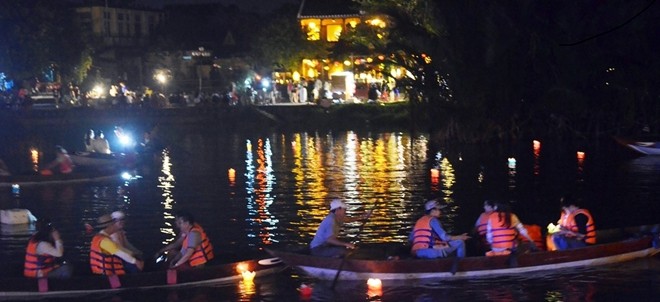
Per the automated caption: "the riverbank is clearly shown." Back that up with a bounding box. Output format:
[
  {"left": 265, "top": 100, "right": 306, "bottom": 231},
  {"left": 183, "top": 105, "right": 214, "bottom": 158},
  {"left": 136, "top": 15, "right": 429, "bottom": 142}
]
[{"left": 0, "top": 102, "right": 417, "bottom": 131}]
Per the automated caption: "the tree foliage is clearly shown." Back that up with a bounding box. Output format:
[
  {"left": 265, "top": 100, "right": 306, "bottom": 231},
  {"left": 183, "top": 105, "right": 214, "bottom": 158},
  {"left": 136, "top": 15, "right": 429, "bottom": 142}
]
[
  {"left": 0, "top": 0, "right": 89, "bottom": 84},
  {"left": 351, "top": 0, "right": 660, "bottom": 140}
]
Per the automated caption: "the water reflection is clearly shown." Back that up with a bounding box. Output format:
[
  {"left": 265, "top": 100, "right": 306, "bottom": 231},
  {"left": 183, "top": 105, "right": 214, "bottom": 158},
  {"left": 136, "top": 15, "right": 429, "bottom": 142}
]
[
  {"left": 158, "top": 149, "right": 176, "bottom": 244},
  {"left": 244, "top": 138, "right": 277, "bottom": 245}
]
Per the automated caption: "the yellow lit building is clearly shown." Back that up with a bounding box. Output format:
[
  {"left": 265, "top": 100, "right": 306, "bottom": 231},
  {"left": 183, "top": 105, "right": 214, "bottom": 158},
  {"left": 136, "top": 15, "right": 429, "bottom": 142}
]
[{"left": 297, "top": 0, "right": 403, "bottom": 102}]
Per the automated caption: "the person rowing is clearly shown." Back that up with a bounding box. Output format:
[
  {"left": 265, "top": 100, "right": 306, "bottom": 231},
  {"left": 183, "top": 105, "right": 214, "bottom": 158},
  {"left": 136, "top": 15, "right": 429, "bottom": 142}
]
[
  {"left": 155, "top": 211, "right": 214, "bottom": 270},
  {"left": 309, "top": 199, "right": 370, "bottom": 258}
]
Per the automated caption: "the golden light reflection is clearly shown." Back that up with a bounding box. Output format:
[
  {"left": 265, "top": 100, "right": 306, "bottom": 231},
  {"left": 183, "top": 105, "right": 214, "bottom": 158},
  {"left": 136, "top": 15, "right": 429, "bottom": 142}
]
[
  {"left": 439, "top": 157, "right": 455, "bottom": 205},
  {"left": 228, "top": 168, "right": 236, "bottom": 186},
  {"left": 29, "top": 148, "right": 40, "bottom": 172},
  {"left": 533, "top": 140, "right": 541, "bottom": 176},
  {"left": 157, "top": 149, "right": 176, "bottom": 244},
  {"left": 238, "top": 279, "right": 256, "bottom": 298},
  {"left": 244, "top": 138, "right": 277, "bottom": 245},
  {"left": 288, "top": 132, "right": 430, "bottom": 244}
]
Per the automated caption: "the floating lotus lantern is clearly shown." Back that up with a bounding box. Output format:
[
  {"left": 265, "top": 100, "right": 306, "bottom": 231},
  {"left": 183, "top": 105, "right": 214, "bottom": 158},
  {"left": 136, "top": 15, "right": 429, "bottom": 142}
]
[
  {"left": 299, "top": 283, "right": 313, "bottom": 299},
  {"left": 367, "top": 278, "right": 382, "bottom": 298}
]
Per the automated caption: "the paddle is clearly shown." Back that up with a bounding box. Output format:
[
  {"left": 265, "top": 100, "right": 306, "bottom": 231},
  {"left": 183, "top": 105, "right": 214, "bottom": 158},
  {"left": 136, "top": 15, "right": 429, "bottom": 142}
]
[{"left": 330, "top": 204, "right": 376, "bottom": 290}]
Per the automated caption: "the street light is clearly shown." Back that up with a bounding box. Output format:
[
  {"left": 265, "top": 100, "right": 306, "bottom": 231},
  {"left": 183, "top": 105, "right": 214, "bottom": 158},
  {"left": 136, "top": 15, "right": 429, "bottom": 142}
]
[{"left": 154, "top": 70, "right": 168, "bottom": 94}]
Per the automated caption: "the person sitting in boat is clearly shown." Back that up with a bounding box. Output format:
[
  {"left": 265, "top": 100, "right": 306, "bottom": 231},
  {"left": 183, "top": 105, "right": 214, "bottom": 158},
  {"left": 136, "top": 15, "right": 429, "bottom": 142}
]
[
  {"left": 84, "top": 129, "right": 95, "bottom": 152},
  {"left": 410, "top": 199, "right": 470, "bottom": 259},
  {"left": 24, "top": 218, "right": 73, "bottom": 278},
  {"left": 90, "top": 214, "right": 144, "bottom": 275},
  {"left": 91, "top": 131, "right": 112, "bottom": 154},
  {"left": 485, "top": 200, "right": 536, "bottom": 256},
  {"left": 473, "top": 199, "right": 496, "bottom": 254},
  {"left": 309, "top": 199, "right": 369, "bottom": 258},
  {"left": 109, "top": 211, "right": 143, "bottom": 272},
  {"left": 550, "top": 196, "right": 596, "bottom": 250},
  {"left": 40, "top": 145, "right": 74, "bottom": 175},
  {"left": 155, "top": 211, "right": 214, "bottom": 270}
]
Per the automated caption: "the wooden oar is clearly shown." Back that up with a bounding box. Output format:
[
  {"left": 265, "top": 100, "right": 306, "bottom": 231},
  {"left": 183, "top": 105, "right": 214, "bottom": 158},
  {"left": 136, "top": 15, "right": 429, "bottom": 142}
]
[{"left": 330, "top": 205, "right": 376, "bottom": 290}]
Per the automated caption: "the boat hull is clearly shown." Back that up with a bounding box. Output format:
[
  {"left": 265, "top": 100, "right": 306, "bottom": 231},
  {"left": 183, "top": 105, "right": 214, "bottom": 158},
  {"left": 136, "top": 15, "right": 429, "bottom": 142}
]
[
  {"left": 268, "top": 225, "right": 659, "bottom": 281},
  {"left": 0, "top": 171, "right": 121, "bottom": 188},
  {"left": 0, "top": 257, "right": 284, "bottom": 299}
]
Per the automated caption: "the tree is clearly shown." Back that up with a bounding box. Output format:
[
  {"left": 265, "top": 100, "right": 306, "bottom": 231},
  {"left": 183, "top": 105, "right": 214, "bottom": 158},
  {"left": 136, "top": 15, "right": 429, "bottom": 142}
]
[{"left": 0, "top": 0, "right": 89, "bottom": 85}]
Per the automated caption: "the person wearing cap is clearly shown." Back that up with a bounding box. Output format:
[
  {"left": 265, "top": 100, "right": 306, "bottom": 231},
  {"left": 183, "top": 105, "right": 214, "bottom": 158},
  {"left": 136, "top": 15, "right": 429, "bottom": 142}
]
[
  {"left": 24, "top": 218, "right": 73, "bottom": 278},
  {"left": 551, "top": 196, "right": 596, "bottom": 250},
  {"left": 410, "top": 199, "right": 470, "bottom": 258},
  {"left": 155, "top": 211, "right": 214, "bottom": 270},
  {"left": 109, "top": 211, "right": 143, "bottom": 262},
  {"left": 310, "top": 199, "right": 368, "bottom": 257},
  {"left": 90, "top": 214, "right": 144, "bottom": 275}
]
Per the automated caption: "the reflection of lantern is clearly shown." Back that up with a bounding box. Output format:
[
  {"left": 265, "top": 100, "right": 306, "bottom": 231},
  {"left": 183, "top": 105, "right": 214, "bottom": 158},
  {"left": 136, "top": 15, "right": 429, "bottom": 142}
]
[
  {"left": 367, "top": 278, "right": 382, "bottom": 298},
  {"left": 228, "top": 168, "right": 236, "bottom": 183}
]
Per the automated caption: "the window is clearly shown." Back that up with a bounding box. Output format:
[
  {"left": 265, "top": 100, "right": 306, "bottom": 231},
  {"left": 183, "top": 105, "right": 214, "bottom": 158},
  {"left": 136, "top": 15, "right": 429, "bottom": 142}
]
[
  {"left": 300, "top": 19, "right": 320, "bottom": 41},
  {"left": 326, "top": 25, "right": 342, "bottom": 42}
]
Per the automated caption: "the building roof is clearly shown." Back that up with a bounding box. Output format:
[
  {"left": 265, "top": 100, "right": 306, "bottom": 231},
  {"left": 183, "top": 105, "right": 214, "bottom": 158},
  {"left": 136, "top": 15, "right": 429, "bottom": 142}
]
[{"left": 297, "top": 0, "right": 362, "bottom": 19}]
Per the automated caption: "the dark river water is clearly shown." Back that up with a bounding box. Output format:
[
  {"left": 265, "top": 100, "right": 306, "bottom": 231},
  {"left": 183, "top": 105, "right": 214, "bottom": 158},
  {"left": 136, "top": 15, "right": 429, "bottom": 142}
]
[{"left": 0, "top": 124, "right": 659, "bottom": 301}]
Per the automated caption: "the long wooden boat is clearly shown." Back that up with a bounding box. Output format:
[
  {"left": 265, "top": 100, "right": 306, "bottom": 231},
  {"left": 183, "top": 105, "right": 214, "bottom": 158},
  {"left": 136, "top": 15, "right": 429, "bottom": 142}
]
[
  {"left": 70, "top": 152, "right": 138, "bottom": 168},
  {"left": 267, "top": 224, "right": 660, "bottom": 281},
  {"left": 0, "top": 256, "right": 284, "bottom": 299},
  {"left": 615, "top": 137, "right": 660, "bottom": 155},
  {"left": 0, "top": 170, "right": 124, "bottom": 188}
]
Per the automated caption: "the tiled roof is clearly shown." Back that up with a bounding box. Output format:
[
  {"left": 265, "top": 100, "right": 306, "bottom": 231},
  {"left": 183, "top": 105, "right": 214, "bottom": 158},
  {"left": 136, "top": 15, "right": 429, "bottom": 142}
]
[{"left": 297, "top": 0, "right": 362, "bottom": 18}]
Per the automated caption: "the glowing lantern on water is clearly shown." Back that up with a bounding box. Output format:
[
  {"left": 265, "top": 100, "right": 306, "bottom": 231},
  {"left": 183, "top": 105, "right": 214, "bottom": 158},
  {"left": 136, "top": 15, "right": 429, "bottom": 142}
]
[
  {"left": 236, "top": 262, "right": 249, "bottom": 274},
  {"left": 430, "top": 168, "right": 439, "bottom": 178},
  {"left": 576, "top": 151, "right": 585, "bottom": 160},
  {"left": 533, "top": 140, "right": 541, "bottom": 150},
  {"left": 228, "top": 168, "right": 236, "bottom": 182},
  {"left": 367, "top": 278, "right": 382, "bottom": 298},
  {"left": 241, "top": 270, "right": 256, "bottom": 282}
]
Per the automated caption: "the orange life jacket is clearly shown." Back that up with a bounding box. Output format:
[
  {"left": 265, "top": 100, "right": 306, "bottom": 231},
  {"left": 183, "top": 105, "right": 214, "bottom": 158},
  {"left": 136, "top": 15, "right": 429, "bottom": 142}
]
[
  {"left": 182, "top": 224, "right": 214, "bottom": 266},
  {"left": 90, "top": 233, "right": 125, "bottom": 275},
  {"left": 410, "top": 215, "right": 447, "bottom": 254},
  {"left": 475, "top": 212, "right": 491, "bottom": 236},
  {"left": 520, "top": 224, "right": 545, "bottom": 250},
  {"left": 487, "top": 212, "right": 517, "bottom": 251},
  {"left": 24, "top": 239, "right": 56, "bottom": 278},
  {"left": 560, "top": 209, "right": 596, "bottom": 244}
]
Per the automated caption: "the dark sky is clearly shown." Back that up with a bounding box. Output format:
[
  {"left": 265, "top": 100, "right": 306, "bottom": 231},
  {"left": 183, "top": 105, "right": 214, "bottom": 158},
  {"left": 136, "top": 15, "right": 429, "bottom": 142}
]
[{"left": 142, "top": 0, "right": 301, "bottom": 13}]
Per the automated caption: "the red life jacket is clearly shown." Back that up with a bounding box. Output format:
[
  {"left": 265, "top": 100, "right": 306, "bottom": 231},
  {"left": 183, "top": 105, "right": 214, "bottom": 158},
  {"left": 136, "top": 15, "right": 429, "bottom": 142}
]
[
  {"left": 182, "top": 224, "right": 214, "bottom": 266},
  {"left": 90, "top": 233, "right": 125, "bottom": 275},
  {"left": 24, "top": 239, "right": 56, "bottom": 278}
]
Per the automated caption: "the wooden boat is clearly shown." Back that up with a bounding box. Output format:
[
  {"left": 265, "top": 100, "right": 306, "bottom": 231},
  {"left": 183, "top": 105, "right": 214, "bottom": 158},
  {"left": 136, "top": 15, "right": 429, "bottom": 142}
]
[
  {"left": 0, "top": 256, "right": 284, "bottom": 299},
  {"left": 70, "top": 152, "right": 137, "bottom": 168},
  {"left": 0, "top": 170, "right": 123, "bottom": 188},
  {"left": 267, "top": 224, "right": 660, "bottom": 281},
  {"left": 615, "top": 137, "right": 660, "bottom": 155}
]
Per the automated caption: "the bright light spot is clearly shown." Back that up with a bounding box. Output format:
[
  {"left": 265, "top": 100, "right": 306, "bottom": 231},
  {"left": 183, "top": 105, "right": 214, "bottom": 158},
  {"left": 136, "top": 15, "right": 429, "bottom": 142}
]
[{"left": 121, "top": 172, "right": 133, "bottom": 180}]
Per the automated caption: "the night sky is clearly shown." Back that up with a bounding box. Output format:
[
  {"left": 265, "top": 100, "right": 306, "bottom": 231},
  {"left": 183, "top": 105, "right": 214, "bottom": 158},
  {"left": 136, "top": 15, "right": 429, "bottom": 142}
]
[{"left": 142, "top": 0, "right": 301, "bottom": 13}]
